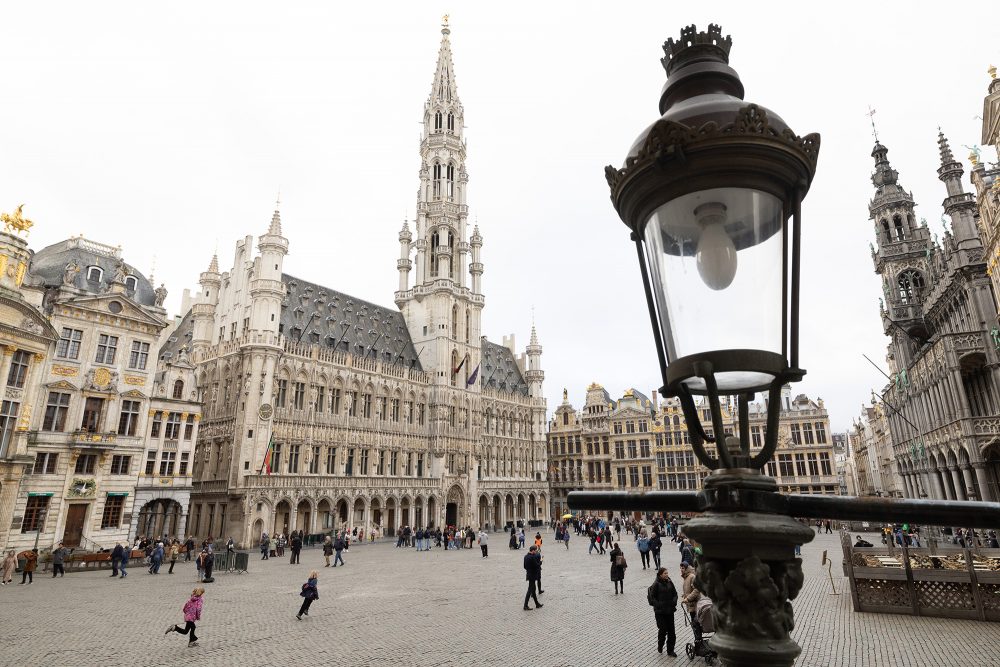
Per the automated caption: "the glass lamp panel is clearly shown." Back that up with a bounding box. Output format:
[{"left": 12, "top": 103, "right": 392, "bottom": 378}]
[{"left": 644, "top": 187, "right": 785, "bottom": 391}]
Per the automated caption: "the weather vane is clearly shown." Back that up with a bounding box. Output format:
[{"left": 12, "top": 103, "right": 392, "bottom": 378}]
[
  {"left": 442, "top": 14, "right": 449, "bottom": 27},
  {"left": 866, "top": 106, "right": 879, "bottom": 142}
]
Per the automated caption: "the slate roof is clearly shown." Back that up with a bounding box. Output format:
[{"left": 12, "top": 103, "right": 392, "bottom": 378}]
[
  {"left": 159, "top": 310, "right": 194, "bottom": 362},
  {"left": 481, "top": 338, "right": 528, "bottom": 396},
  {"left": 280, "top": 274, "right": 421, "bottom": 370},
  {"left": 28, "top": 238, "right": 157, "bottom": 306}
]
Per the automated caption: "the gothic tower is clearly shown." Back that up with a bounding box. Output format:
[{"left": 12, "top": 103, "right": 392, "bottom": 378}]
[
  {"left": 396, "top": 19, "right": 483, "bottom": 392},
  {"left": 869, "top": 140, "right": 933, "bottom": 368}
]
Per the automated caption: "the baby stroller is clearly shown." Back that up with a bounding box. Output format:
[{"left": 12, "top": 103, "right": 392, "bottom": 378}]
[{"left": 684, "top": 596, "right": 718, "bottom": 665}]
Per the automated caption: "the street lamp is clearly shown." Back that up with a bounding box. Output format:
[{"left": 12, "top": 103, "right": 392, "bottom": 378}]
[
  {"left": 569, "top": 23, "right": 1000, "bottom": 667},
  {"left": 604, "top": 24, "right": 819, "bottom": 666},
  {"left": 32, "top": 508, "right": 47, "bottom": 551}
]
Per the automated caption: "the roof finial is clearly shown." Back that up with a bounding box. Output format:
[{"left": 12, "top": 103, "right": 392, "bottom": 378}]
[
  {"left": 441, "top": 13, "right": 450, "bottom": 34},
  {"left": 866, "top": 105, "right": 879, "bottom": 143},
  {"left": 937, "top": 129, "right": 955, "bottom": 165},
  {"left": 990, "top": 64, "right": 997, "bottom": 80}
]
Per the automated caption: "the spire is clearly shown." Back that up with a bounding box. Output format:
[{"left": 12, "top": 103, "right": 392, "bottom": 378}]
[
  {"left": 208, "top": 253, "right": 219, "bottom": 273},
  {"left": 530, "top": 324, "right": 539, "bottom": 347},
  {"left": 937, "top": 129, "right": 955, "bottom": 165},
  {"left": 430, "top": 16, "right": 460, "bottom": 106},
  {"left": 870, "top": 141, "right": 899, "bottom": 189},
  {"left": 268, "top": 205, "right": 282, "bottom": 237}
]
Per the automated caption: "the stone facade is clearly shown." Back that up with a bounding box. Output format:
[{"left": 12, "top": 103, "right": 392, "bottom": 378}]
[
  {"left": 180, "top": 25, "right": 548, "bottom": 546},
  {"left": 867, "top": 109, "right": 1000, "bottom": 501},
  {"left": 0, "top": 233, "right": 201, "bottom": 553},
  {"left": 548, "top": 383, "right": 837, "bottom": 518}
]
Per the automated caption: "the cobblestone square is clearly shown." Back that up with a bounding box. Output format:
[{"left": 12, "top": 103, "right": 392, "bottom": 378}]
[{"left": 0, "top": 529, "right": 997, "bottom": 666}]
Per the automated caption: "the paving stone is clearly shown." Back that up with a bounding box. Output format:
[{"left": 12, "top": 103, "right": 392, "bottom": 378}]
[{"left": 0, "top": 530, "right": 995, "bottom": 666}]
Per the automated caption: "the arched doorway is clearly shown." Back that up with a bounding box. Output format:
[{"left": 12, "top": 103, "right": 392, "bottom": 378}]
[
  {"left": 493, "top": 494, "right": 502, "bottom": 527},
  {"left": 402, "top": 496, "right": 413, "bottom": 528},
  {"left": 505, "top": 494, "right": 514, "bottom": 526},
  {"left": 317, "top": 499, "right": 333, "bottom": 530},
  {"left": 274, "top": 499, "right": 291, "bottom": 535},
  {"left": 296, "top": 499, "right": 312, "bottom": 532},
  {"left": 479, "top": 495, "right": 489, "bottom": 528},
  {"left": 252, "top": 518, "right": 264, "bottom": 541},
  {"left": 528, "top": 493, "right": 537, "bottom": 520},
  {"left": 385, "top": 497, "right": 397, "bottom": 536},
  {"left": 135, "top": 499, "right": 184, "bottom": 541},
  {"left": 516, "top": 494, "right": 526, "bottom": 521},
  {"left": 336, "top": 498, "right": 349, "bottom": 526},
  {"left": 446, "top": 485, "right": 463, "bottom": 527},
  {"left": 427, "top": 496, "right": 437, "bottom": 528},
  {"left": 353, "top": 497, "right": 366, "bottom": 527},
  {"left": 371, "top": 497, "right": 382, "bottom": 531}
]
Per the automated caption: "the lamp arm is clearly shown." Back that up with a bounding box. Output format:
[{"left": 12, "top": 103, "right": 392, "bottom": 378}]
[
  {"left": 749, "top": 380, "right": 784, "bottom": 469},
  {"left": 678, "top": 385, "right": 720, "bottom": 470},
  {"left": 737, "top": 393, "right": 751, "bottom": 456},
  {"left": 699, "top": 366, "right": 736, "bottom": 468}
]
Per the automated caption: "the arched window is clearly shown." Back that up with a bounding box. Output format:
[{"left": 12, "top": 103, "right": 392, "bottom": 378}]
[
  {"left": 447, "top": 113, "right": 455, "bottom": 132},
  {"left": 446, "top": 163, "right": 455, "bottom": 199},
  {"left": 881, "top": 220, "right": 891, "bottom": 244},
  {"left": 451, "top": 349, "right": 459, "bottom": 387},
  {"left": 451, "top": 305, "right": 458, "bottom": 339},
  {"left": 173, "top": 379, "right": 184, "bottom": 399},
  {"left": 434, "top": 111, "right": 442, "bottom": 131},
  {"left": 464, "top": 309, "right": 470, "bottom": 342},
  {"left": 124, "top": 275, "right": 138, "bottom": 292},
  {"left": 893, "top": 215, "right": 905, "bottom": 241},
  {"left": 86, "top": 266, "right": 103, "bottom": 283},
  {"left": 432, "top": 163, "right": 441, "bottom": 199},
  {"left": 898, "top": 270, "right": 925, "bottom": 304}
]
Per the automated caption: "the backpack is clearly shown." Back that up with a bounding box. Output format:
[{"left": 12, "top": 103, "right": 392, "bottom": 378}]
[
  {"left": 615, "top": 554, "right": 626, "bottom": 568},
  {"left": 638, "top": 537, "right": 649, "bottom": 552}
]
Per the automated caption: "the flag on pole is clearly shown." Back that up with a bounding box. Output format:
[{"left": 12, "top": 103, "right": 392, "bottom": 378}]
[
  {"left": 260, "top": 434, "right": 274, "bottom": 475},
  {"left": 453, "top": 353, "right": 468, "bottom": 375},
  {"left": 466, "top": 363, "right": 480, "bottom": 387}
]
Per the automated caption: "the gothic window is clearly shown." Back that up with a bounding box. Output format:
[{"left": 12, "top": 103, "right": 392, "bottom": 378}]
[
  {"left": 452, "top": 305, "right": 458, "bottom": 339},
  {"left": 881, "top": 220, "right": 891, "bottom": 244},
  {"left": 172, "top": 379, "right": 184, "bottom": 399},
  {"left": 447, "top": 113, "right": 454, "bottom": 132},
  {"left": 432, "top": 163, "right": 442, "bottom": 199},
  {"left": 451, "top": 349, "right": 459, "bottom": 387},
  {"left": 897, "top": 270, "right": 925, "bottom": 304},
  {"left": 446, "top": 163, "right": 455, "bottom": 199},
  {"left": 464, "top": 309, "right": 470, "bottom": 342},
  {"left": 434, "top": 111, "right": 442, "bottom": 131},
  {"left": 893, "top": 215, "right": 905, "bottom": 241}
]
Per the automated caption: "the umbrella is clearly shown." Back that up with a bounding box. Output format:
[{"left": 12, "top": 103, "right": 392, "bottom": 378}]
[{"left": 561, "top": 513, "right": 574, "bottom": 520}]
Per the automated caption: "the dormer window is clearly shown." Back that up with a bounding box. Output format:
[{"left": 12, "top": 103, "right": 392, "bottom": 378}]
[
  {"left": 86, "top": 266, "right": 103, "bottom": 282},
  {"left": 124, "top": 276, "right": 138, "bottom": 292}
]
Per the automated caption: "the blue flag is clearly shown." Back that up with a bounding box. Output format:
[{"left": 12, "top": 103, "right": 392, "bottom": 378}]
[{"left": 466, "top": 364, "right": 480, "bottom": 386}]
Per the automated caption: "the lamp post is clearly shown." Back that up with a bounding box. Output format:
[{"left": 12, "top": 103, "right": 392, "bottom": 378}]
[
  {"left": 32, "top": 508, "right": 47, "bottom": 551},
  {"left": 568, "top": 24, "right": 1000, "bottom": 667}
]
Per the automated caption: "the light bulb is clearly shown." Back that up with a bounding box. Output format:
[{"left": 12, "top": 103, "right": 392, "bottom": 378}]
[{"left": 694, "top": 202, "right": 737, "bottom": 290}]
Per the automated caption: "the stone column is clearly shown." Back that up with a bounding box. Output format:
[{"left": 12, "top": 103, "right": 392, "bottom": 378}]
[
  {"left": 962, "top": 466, "right": 978, "bottom": 500},
  {"left": 949, "top": 466, "right": 967, "bottom": 500},
  {"left": 929, "top": 469, "right": 945, "bottom": 499},
  {"left": 973, "top": 463, "right": 995, "bottom": 502}
]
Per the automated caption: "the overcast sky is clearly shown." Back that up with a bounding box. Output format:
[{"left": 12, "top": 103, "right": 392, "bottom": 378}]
[{"left": 1, "top": 2, "right": 995, "bottom": 432}]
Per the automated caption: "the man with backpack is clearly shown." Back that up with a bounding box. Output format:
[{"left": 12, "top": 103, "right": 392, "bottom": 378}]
[
  {"left": 647, "top": 567, "right": 679, "bottom": 656},
  {"left": 637, "top": 532, "right": 651, "bottom": 569}
]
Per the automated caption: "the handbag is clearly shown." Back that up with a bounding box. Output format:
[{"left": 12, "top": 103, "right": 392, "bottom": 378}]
[{"left": 615, "top": 554, "right": 626, "bottom": 568}]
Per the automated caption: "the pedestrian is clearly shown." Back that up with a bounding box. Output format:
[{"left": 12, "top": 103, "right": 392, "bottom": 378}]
[
  {"left": 650, "top": 531, "right": 662, "bottom": 569},
  {"left": 679, "top": 561, "right": 700, "bottom": 633},
  {"left": 168, "top": 541, "right": 180, "bottom": 574},
  {"left": 114, "top": 542, "right": 129, "bottom": 578},
  {"left": 20, "top": 548, "right": 38, "bottom": 585},
  {"left": 478, "top": 528, "right": 489, "bottom": 558},
  {"left": 563, "top": 529, "right": 570, "bottom": 550},
  {"left": 522, "top": 545, "right": 543, "bottom": 610},
  {"left": 610, "top": 542, "right": 627, "bottom": 594},
  {"left": 290, "top": 533, "right": 302, "bottom": 565},
  {"left": 508, "top": 528, "right": 518, "bottom": 550},
  {"left": 519, "top": 528, "right": 526, "bottom": 549},
  {"left": 196, "top": 549, "right": 207, "bottom": 581},
  {"left": 149, "top": 542, "right": 164, "bottom": 574},
  {"left": 647, "top": 567, "right": 679, "bottom": 656},
  {"left": 184, "top": 536, "right": 195, "bottom": 561},
  {"left": 2, "top": 549, "right": 17, "bottom": 584},
  {"left": 296, "top": 570, "right": 319, "bottom": 620},
  {"left": 259, "top": 533, "right": 269, "bottom": 560},
  {"left": 203, "top": 549, "right": 214, "bottom": 582},
  {"left": 333, "top": 534, "right": 345, "bottom": 567},
  {"left": 226, "top": 537, "right": 234, "bottom": 553},
  {"left": 51, "top": 543, "right": 71, "bottom": 577},
  {"left": 637, "top": 532, "right": 651, "bottom": 570},
  {"left": 534, "top": 532, "right": 542, "bottom": 551},
  {"left": 322, "top": 536, "right": 333, "bottom": 567},
  {"left": 680, "top": 538, "right": 694, "bottom": 566},
  {"left": 166, "top": 587, "right": 204, "bottom": 647}
]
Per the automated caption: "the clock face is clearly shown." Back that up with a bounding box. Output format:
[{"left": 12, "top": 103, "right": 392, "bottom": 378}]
[{"left": 258, "top": 403, "right": 273, "bottom": 421}]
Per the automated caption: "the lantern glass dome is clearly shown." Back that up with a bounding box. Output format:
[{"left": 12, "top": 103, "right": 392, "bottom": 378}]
[{"left": 644, "top": 186, "right": 785, "bottom": 391}]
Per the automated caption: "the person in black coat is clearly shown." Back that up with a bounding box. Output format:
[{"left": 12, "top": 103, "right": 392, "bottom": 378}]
[
  {"left": 522, "top": 546, "right": 543, "bottom": 610},
  {"left": 648, "top": 567, "right": 679, "bottom": 656},
  {"left": 610, "top": 543, "right": 627, "bottom": 594},
  {"left": 290, "top": 534, "right": 302, "bottom": 565}
]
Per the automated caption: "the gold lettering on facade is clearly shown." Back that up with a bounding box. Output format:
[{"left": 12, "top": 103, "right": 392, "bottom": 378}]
[
  {"left": 51, "top": 365, "right": 78, "bottom": 377},
  {"left": 123, "top": 375, "right": 146, "bottom": 386}
]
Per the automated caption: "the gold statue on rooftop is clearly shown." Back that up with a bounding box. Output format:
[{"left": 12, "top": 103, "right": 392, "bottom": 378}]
[
  {"left": 989, "top": 64, "right": 997, "bottom": 80},
  {"left": 1, "top": 204, "right": 33, "bottom": 235}
]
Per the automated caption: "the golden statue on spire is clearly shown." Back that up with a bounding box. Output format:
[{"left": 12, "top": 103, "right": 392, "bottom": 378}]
[
  {"left": 442, "top": 14, "right": 449, "bottom": 26},
  {"left": 1, "top": 204, "right": 33, "bottom": 236},
  {"left": 990, "top": 64, "right": 997, "bottom": 80}
]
